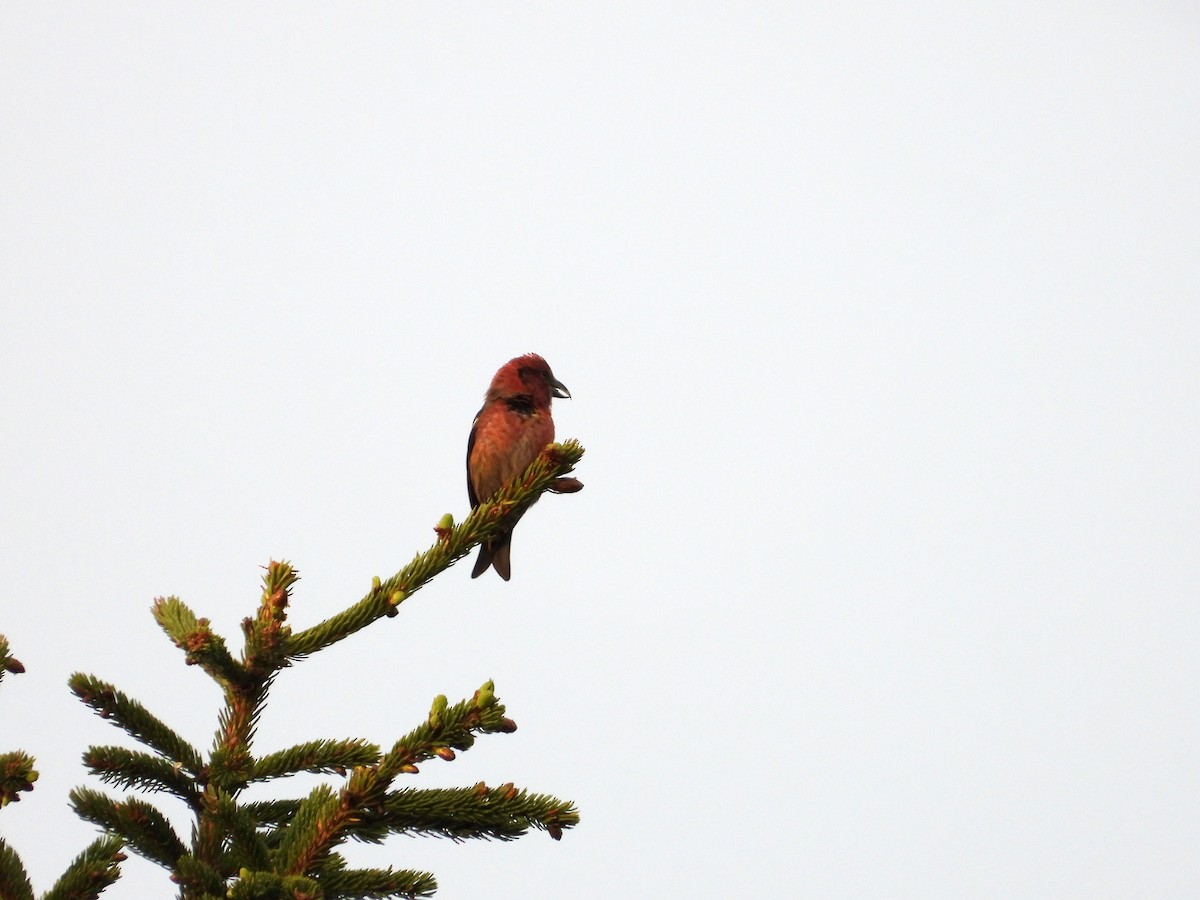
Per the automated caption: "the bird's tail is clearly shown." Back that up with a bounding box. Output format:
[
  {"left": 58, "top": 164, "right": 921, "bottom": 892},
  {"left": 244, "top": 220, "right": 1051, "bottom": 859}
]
[{"left": 471, "top": 536, "right": 512, "bottom": 581}]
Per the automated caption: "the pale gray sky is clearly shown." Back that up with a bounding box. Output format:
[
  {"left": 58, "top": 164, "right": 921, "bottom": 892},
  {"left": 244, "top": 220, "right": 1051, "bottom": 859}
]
[{"left": 2, "top": 3, "right": 1198, "bottom": 898}]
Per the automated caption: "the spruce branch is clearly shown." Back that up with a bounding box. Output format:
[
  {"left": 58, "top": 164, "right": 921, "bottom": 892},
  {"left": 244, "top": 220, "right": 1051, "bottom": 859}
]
[
  {"left": 241, "top": 798, "right": 299, "bottom": 832},
  {"left": 2, "top": 641, "right": 130, "bottom": 900},
  {"left": 208, "top": 792, "right": 272, "bottom": 871},
  {"left": 69, "top": 787, "right": 186, "bottom": 871},
  {"left": 302, "top": 852, "right": 438, "bottom": 899},
  {"left": 0, "top": 634, "right": 25, "bottom": 684},
  {"left": 82, "top": 745, "right": 200, "bottom": 807},
  {"left": 172, "top": 563, "right": 301, "bottom": 886},
  {"left": 0, "top": 636, "right": 38, "bottom": 813},
  {"left": 342, "top": 681, "right": 514, "bottom": 828},
  {"left": 0, "top": 751, "right": 37, "bottom": 807},
  {"left": 224, "top": 869, "right": 320, "bottom": 900},
  {"left": 242, "top": 560, "right": 298, "bottom": 678},
  {"left": 366, "top": 784, "right": 579, "bottom": 842},
  {"left": 275, "top": 784, "right": 341, "bottom": 876},
  {"left": 39, "top": 836, "right": 125, "bottom": 900},
  {"left": 0, "top": 839, "right": 34, "bottom": 900},
  {"left": 152, "top": 596, "right": 245, "bottom": 689},
  {"left": 285, "top": 440, "right": 584, "bottom": 659},
  {"left": 205, "top": 561, "right": 301, "bottom": 794},
  {"left": 247, "top": 680, "right": 523, "bottom": 879},
  {"left": 171, "top": 853, "right": 226, "bottom": 899},
  {"left": 315, "top": 863, "right": 437, "bottom": 900},
  {"left": 374, "top": 681, "right": 515, "bottom": 785},
  {"left": 68, "top": 673, "right": 204, "bottom": 774},
  {"left": 208, "top": 696, "right": 265, "bottom": 791},
  {"left": 252, "top": 739, "right": 382, "bottom": 782}
]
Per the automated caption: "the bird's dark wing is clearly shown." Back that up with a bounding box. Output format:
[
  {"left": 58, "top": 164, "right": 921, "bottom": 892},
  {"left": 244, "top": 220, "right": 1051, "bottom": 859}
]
[{"left": 466, "top": 407, "right": 482, "bottom": 507}]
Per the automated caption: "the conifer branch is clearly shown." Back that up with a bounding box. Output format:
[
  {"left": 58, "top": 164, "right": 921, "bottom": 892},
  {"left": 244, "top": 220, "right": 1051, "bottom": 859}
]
[
  {"left": 153, "top": 596, "right": 246, "bottom": 688},
  {"left": 0, "top": 637, "right": 36, "bottom": 900},
  {"left": 68, "top": 674, "right": 204, "bottom": 774},
  {"left": 368, "top": 784, "right": 579, "bottom": 842},
  {"left": 244, "top": 681, "right": 521, "bottom": 879},
  {"left": 186, "top": 560, "right": 302, "bottom": 881},
  {"left": 208, "top": 792, "right": 271, "bottom": 871},
  {"left": 0, "top": 634, "right": 25, "bottom": 684},
  {"left": 275, "top": 784, "right": 341, "bottom": 875},
  {"left": 171, "top": 853, "right": 226, "bottom": 899},
  {"left": 82, "top": 745, "right": 200, "bottom": 807},
  {"left": 39, "top": 836, "right": 125, "bottom": 900},
  {"left": 242, "top": 560, "right": 298, "bottom": 678},
  {"left": 69, "top": 788, "right": 186, "bottom": 871},
  {"left": 206, "top": 561, "right": 301, "bottom": 788},
  {"left": 315, "top": 863, "right": 437, "bottom": 900},
  {"left": 240, "top": 798, "right": 299, "bottom": 831},
  {"left": 0, "top": 751, "right": 37, "bottom": 807},
  {"left": 343, "top": 681, "right": 513, "bottom": 830},
  {"left": 225, "top": 870, "right": 320, "bottom": 900},
  {"left": 373, "top": 681, "right": 515, "bottom": 786},
  {"left": 252, "top": 739, "right": 381, "bottom": 781},
  {"left": 208, "top": 697, "right": 265, "bottom": 791},
  {"left": 0, "top": 840, "right": 34, "bottom": 900},
  {"left": 3, "top": 641, "right": 130, "bottom": 900},
  {"left": 285, "top": 440, "right": 584, "bottom": 659},
  {"left": 0, "top": 636, "right": 35, "bottom": 807}
]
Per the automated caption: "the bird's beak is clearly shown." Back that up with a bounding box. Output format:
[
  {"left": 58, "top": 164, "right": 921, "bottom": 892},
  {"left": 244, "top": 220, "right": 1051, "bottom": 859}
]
[{"left": 549, "top": 376, "right": 571, "bottom": 399}]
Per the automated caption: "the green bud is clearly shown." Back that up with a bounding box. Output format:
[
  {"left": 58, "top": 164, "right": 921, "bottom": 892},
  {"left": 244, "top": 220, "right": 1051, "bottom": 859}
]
[
  {"left": 475, "top": 680, "right": 495, "bottom": 708},
  {"left": 429, "top": 694, "right": 448, "bottom": 728}
]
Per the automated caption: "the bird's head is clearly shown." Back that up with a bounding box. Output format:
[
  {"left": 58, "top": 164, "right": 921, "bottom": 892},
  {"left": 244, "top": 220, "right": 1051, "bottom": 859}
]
[{"left": 489, "top": 353, "right": 570, "bottom": 404}]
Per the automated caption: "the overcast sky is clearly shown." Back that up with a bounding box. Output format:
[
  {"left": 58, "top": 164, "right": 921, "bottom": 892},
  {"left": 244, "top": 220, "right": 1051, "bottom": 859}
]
[{"left": 2, "top": 3, "right": 1198, "bottom": 898}]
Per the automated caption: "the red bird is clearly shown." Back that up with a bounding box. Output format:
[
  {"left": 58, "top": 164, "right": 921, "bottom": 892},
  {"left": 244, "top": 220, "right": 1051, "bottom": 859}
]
[{"left": 467, "top": 354, "right": 570, "bottom": 580}]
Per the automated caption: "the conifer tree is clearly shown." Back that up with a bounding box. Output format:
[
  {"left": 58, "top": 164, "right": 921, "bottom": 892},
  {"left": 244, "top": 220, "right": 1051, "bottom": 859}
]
[{"left": 1, "top": 441, "right": 584, "bottom": 899}]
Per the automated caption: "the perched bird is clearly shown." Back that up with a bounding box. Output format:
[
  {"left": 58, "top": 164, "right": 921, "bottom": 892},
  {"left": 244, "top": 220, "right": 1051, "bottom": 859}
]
[{"left": 467, "top": 353, "right": 570, "bottom": 580}]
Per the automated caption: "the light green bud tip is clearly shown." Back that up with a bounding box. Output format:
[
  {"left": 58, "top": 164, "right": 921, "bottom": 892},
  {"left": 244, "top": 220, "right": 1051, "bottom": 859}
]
[
  {"left": 476, "top": 680, "right": 495, "bottom": 707},
  {"left": 429, "top": 693, "right": 448, "bottom": 728},
  {"left": 438, "top": 513, "right": 454, "bottom": 529}
]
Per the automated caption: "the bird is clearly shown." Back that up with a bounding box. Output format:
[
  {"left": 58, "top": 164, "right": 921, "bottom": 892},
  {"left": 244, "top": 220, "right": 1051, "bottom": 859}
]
[{"left": 466, "top": 353, "right": 570, "bottom": 580}]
